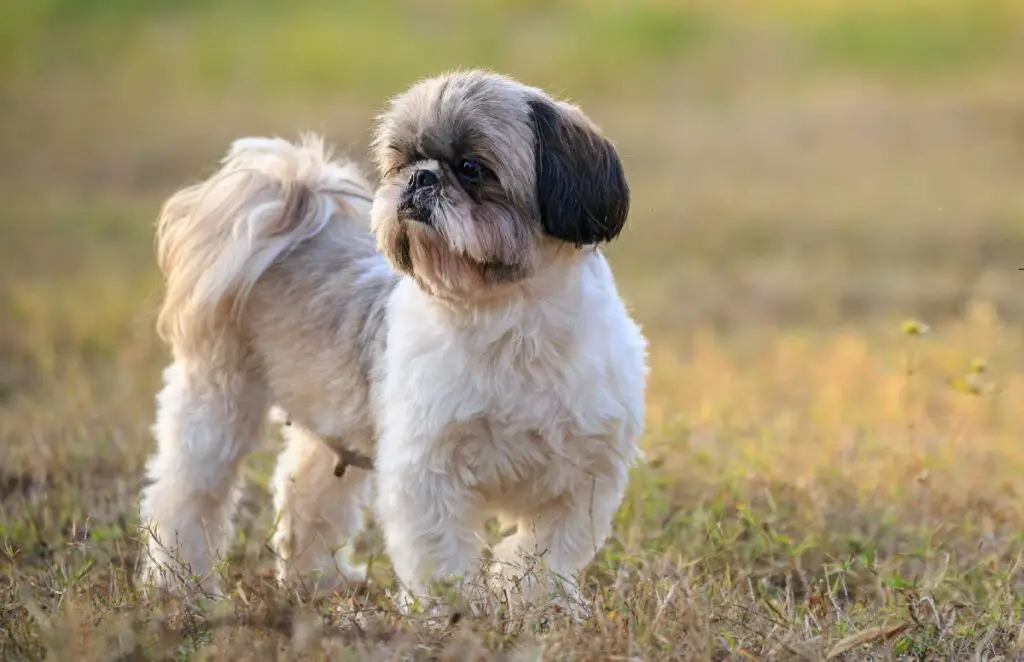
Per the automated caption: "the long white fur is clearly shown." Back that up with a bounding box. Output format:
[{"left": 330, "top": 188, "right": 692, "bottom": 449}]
[
  {"left": 140, "top": 134, "right": 379, "bottom": 593},
  {"left": 138, "top": 112, "right": 646, "bottom": 611},
  {"left": 375, "top": 257, "right": 647, "bottom": 610}
]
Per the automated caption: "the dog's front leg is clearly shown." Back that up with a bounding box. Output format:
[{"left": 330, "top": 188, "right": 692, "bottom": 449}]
[
  {"left": 374, "top": 450, "right": 485, "bottom": 611},
  {"left": 489, "top": 474, "right": 628, "bottom": 618}
]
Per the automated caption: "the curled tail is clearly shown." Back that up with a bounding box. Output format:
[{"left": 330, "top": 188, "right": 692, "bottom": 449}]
[{"left": 155, "top": 133, "right": 373, "bottom": 361}]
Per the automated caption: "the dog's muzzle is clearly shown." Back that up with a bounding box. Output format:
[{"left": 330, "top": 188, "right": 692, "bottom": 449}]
[{"left": 398, "top": 169, "right": 439, "bottom": 225}]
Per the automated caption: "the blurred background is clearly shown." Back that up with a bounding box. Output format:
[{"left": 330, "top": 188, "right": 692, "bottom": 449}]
[
  {"left": 2, "top": 0, "right": 1024, "bottom": 532},
  {"left": 4, "top": 0, "right": 1024, "bottom": 334}
]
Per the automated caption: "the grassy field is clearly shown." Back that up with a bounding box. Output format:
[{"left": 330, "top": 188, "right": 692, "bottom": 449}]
[{"left": 3, "top": 0, "right": 1024, "bottom": 658}]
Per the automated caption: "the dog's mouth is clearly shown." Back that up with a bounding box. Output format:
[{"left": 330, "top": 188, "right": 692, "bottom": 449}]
[{"left": 398, "top": 192, "right": 435, "bottom": 225}]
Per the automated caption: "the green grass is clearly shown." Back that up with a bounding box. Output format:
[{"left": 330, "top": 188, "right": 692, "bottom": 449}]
[
  {"left": 3, "top": 0, "right": 1024, "bottom": 658},
  {"left": 807, "top": 3, "right": 1016, "bottom": 74},
  {"left": 1, "top": 0, "right": 713, "bottom": 98}
]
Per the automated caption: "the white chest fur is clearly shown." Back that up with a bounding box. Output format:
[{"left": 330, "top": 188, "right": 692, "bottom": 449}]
[{"left": 374, "top": 253, "right": 647, "bottom": 510}]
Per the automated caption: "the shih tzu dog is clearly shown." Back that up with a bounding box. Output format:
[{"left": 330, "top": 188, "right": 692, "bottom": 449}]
[{"left": 137, "top": 69, "right": 647, "bottom": 612}]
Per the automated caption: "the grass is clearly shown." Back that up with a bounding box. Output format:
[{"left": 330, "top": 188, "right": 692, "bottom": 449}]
[
  {"left": 3, "top": 0, "right": 1024, "bottom": 658},
  {"left": 4, "top": 313, "right": 1024, "bottom": 659}
]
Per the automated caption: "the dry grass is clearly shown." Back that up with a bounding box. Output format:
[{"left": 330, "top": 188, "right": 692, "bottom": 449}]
[
  {"left": 3, "top": 0, "right": 1024, "bottom": 659},
  {"left": 4, "top": 311, "right": 1024, "bottom": 660}
]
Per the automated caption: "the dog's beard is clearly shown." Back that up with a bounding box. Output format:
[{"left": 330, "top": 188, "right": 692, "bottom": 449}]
[{"left": 372, "top": 186, "right": 537, "bottom": 300}]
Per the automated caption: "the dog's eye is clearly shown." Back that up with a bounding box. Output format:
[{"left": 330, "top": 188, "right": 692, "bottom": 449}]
[{"left": 456, "top": 158, "right": 483, "bottom": 184}]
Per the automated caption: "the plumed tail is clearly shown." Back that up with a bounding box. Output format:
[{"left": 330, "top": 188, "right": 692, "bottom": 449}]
[{"left": 155, "top": 133, "right": 372, "bottom": 361}]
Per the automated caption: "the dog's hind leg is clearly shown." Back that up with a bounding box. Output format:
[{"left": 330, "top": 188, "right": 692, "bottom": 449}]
[
  {"left": 138, "top": 361, "right": 267, "bottom": 595},
  {"left": 270, "top": 423, "right": 372, "bottom": 595}
]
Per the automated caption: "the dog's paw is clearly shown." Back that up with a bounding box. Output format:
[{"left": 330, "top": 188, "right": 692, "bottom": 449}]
[
  {"left": 389, "top": 588, "right": 448, "bottom": 620},
  {"left": 389, "top": 586, "right": 481, "bottom": 628},
  {"left": 333, "top": 544, "right": 368, "bottom": 583}
]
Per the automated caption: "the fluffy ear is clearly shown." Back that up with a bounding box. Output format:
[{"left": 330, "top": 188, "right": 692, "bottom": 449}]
[{"left": 528, "top": 98, "right": 630, "bottom": 246}]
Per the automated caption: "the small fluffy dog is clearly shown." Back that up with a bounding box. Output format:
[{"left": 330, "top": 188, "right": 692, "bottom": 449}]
[{"left": 137, "top": 70, "right": 647, "bottom": 610}]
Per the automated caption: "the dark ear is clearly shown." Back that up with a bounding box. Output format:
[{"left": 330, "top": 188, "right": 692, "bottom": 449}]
[{"left": 528, "top": 98, "right": 630, "bottom": 246}]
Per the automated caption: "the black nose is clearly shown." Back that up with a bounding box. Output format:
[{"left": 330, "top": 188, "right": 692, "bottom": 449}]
[{"left": 410, "top": 169, "right": 439, "bottom": 191}]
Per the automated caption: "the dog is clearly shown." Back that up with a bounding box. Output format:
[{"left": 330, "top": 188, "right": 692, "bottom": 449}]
[{"left": 137, "top": 69, "right": 647, "bottom": 612}]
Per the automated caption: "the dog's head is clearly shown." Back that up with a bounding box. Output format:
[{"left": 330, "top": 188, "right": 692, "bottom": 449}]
[{"left": 370, "top": 69, "right": 630, "bottom": 300}]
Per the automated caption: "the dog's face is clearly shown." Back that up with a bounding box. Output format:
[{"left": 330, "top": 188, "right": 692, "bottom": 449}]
[{"left": 370, "top": 70, "right": 630, "bottom": 300}]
